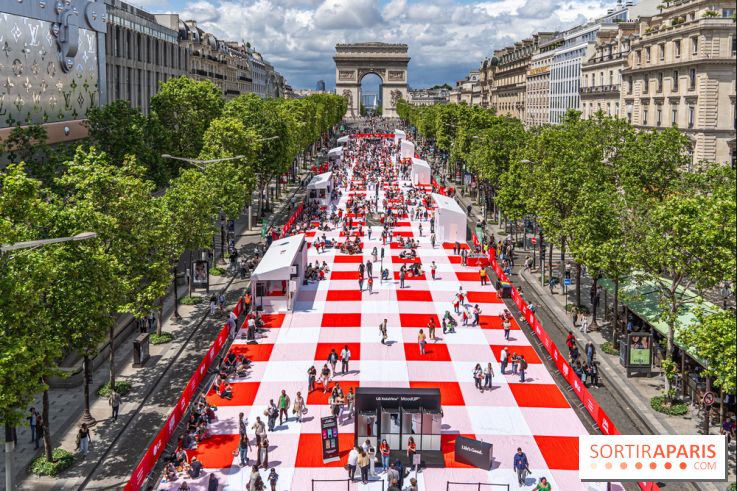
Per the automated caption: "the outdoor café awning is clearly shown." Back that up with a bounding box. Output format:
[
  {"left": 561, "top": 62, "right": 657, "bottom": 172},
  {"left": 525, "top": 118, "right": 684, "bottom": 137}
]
[{"left": 598, "top": 276, "right": 719, "bottom": 366}]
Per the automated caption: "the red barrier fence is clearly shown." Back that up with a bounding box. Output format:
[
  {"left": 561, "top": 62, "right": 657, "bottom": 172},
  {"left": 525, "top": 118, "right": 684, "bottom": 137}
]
[
  {"left": 487, "top": 252, "right": 659, "bottom": 491},
  {"left": 125, "top": 299, "right": 244, "bottom": 490},
  {"left": 353, "top": 133, "right": 395, "bottom": 139},
  {"left": 281, "top": 202, "right": 305, "bottom": 238}
]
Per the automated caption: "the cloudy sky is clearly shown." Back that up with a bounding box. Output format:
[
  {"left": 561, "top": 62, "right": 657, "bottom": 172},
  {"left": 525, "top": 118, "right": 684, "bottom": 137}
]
[{"left": 133, "top": 0, "right": 615, "bottom": 89}]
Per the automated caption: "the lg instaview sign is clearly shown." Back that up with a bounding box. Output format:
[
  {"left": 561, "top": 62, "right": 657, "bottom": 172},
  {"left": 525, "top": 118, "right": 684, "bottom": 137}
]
[{"left": 579, "top": 435, "right": 727, "bottom": 482}]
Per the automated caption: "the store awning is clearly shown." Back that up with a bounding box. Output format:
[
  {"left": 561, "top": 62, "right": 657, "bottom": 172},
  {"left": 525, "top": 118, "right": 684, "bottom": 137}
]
[
  {"left": 251, "top": 234, "right": 305, "bottom": 282},
  {"left": 598, "top": 276, "right": 719, "bottom": 366},
  {"left": 307, "top": 171, "right": 332, "bottom": 190}
]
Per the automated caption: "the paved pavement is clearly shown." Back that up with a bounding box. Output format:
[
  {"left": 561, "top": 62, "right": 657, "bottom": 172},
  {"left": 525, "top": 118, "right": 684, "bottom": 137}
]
[
  {"left": 0, "top": 171, "right": 310, "bottom": 490},
  {"left": 444, "top": 165, "right": 735, "bottom": 491}
]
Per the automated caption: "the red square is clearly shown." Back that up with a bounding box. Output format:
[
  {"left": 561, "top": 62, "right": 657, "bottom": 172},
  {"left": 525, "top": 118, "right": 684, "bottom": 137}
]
[
  {"left": 339, "top": 230, "right": 364, "bottom": 237},
  {"left": 509, "top": 384, "right": 570, "bottom": 408},
  {"left": 261, "top": 313, "right": 286, "bottom": 328},
  {"left": 305, "top": 231, "right": 316, "bottom": 238},
  {"left": 391, "top": 256, "right": 421, "bottom": 264},
  {"left": 399, "top": 313, "right": 440, "bottom": 328},
  {"left": 403, "top": 341, "right": 451, "bottom": 362},
  {"left": 330, "top": 271, "right": 360, "bottom": 280},
  {"left": 478, "top": 315, "right": 519, "bottom": 330},
  {"left": 466, "top": 291, "right": 500, "bottom": 304},
  {"left": 206, "top": 381, "right": 260, "bottom": 407},
  {"left": 333, "top": 255, "right": 365, "bottom": 264},
  {"left": 306, "top": 381, "right": 361, "bottom": 405},
  {"left": 229, "top": 343, "right": 274, "bottom": 362},
  {"left": 326, "top": 290, "right": 363, "bottom": 301},
  {"left": 490, "top": 345, "right": 541, "bottom": 364},
  {"left": 455, "top": 272, "right": 479, "bottom": 282},
  {"left": 395, "top": 221, "right": 411, "bottom": 227},
  {"left": 185, "top": 434, "right": 239, "bottom": 468},
  {"left": 295, "top": 433, "right": 355, "bottom": 467},
  {"left": 410, "top": 381, "right": 465, "bottom": 406},
  {"left": 393, "top": 271, "right": 427, "bottom": 281},
  {"left": 315, "top": 342, "right": 361, "bottom": 361},
  {"left": 448, "top": 256, "right": 462, "bottom": 264},
  {"left": 396, "top": 290, "right": 433, "bottom": 302},
  {"left": 441, "top": 433, "right": 478, "bottom": 468},
  {"left": 393, "top": 230, "right": 414, "bottom": 237},
  {"left": 443, "top": 242, "right": 469, "bottom": 250},
  {"left": 322, "top": 313, "right": 361, "bottom": 328},
  {"left": 535, "top": 435, "right": 580, "bottom": 470}
]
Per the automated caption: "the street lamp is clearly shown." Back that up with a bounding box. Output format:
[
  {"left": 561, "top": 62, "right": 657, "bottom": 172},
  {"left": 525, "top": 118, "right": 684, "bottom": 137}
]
[{"left": 1, "top": 231, "right": 97, "bottom": 491}]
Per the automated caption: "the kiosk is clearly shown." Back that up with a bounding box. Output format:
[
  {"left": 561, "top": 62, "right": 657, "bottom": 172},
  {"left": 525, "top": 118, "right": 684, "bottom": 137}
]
[
  {"left": 411, "top": 158, "right": 432, "bottom": 185},
  {"left": 354, "top": 387, "right": 443, "bottom": 467},
  {"left": 327, "top": 146, "right": 344, "bottom": 161},
  {"left": 394, "top": 129, "right": 406, "bottom": 145},
  {"left": 337, "top": 135, "right": 350, "bottom": 145},
  {"left": 250, "top": 234, "right": 307, "bottom": 313},
  {"left": 400, "top": 140, "right": 415, "bottom": 160},
  {"left": 306, "top": 171, "right": 333, "bottom": 207},
  {"left": 432, "top": 193, "right": 467, "bottom": 244}
]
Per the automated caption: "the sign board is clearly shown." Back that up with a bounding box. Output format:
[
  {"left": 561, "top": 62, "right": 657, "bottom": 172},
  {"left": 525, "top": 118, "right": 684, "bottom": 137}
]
[
  {"left": 321, "top": 416, "right": 340, "bottom": 463},
  {"left": 191, "top": 260, "right": 209, "bottom": 290},
  {"left": 702, "top": 391, "right": 715, "bottom": 406},
  {"left": 454, "top": 436, "right": 493, "bottom": 470},
  {"left": 564, "top": 278, "right": 572, "bottom": 286},
  {"left": 412, "top": 453, "right": 421, "bottom": 466},
  {"left": 531, "top": 237, "right": 537, "bottom": 245}
]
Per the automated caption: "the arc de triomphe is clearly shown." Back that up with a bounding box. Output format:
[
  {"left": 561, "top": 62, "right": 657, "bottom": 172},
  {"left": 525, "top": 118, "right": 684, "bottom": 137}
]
[{"left": 334, "top": 43, "right": 410, "bottom": 119}]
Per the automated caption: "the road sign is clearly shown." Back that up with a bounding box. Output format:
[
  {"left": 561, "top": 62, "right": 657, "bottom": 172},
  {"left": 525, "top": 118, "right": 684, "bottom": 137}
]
[
  {"left": 564, "top": 278, "right": 572, "bottom": 286},
  {"left": 702, "top": 391, "right": 715, "bottom": 406},
  {"left": 531, "top": 237, "right": 537, "bottom": 245}
]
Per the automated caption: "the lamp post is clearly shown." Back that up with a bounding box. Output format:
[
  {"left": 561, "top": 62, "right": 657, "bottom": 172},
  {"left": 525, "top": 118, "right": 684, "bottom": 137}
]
[{"left": 1, "top": 232, "right": 96, "bottom": 491}]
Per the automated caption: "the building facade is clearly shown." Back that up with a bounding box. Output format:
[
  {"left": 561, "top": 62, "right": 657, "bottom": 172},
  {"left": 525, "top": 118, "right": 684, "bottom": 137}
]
[
  {"left": 621, "top": 0, "right": 736, "bottom": 165},
  {"left": 106, "top": 2, "right": 188, "bottom": 114},
  {"left": 525, "top": 37, "right": 563, "bottom": 126},
  {"left": 450, "top": 71, "right": 481, "bottom": 105},
  {"left": 408, "top": 88, "right": 451, "bottom": 105}
]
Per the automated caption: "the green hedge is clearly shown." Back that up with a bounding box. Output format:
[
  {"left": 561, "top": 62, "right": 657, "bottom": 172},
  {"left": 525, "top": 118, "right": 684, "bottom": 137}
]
[
  {"left": 601, "top": 341, "right": 619, "bottom": 356},
  {"left": 180, "top": 295, "right": 203, "bottom": 305},
  {"left": 651, "top": 395, "right": 689, "bottom": 416},
  {"left": 97, "top": 380, "right": 132, "bottom": 397},
  {"left": 29, "top": 448, "right": 75, "bottom": 476},
  {"left": 728, "top": 482, "right": 735, "bottom": 491},
  {"left": 150, "top": 332, "right": 174, "bottom": 345},
  {"left": 209, "top": 267, "right": 225, "bottom": 276}
]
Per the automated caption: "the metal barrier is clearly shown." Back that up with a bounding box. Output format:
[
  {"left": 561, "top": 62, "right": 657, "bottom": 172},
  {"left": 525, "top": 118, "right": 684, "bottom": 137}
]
[
  {"left": 311, "top": 479, "right": 386, "bottom": 490},
  {"left": 446, "top": 483, "right": 510, "bottom": 491}
]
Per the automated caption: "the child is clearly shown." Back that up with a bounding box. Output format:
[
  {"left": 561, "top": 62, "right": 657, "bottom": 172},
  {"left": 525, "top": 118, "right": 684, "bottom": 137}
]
[
  {"left": 462, "top": 309, "right": 469, "bottom": 326},
  {"left": 511, "top": 353, "right": 519, "bottom": 375}
]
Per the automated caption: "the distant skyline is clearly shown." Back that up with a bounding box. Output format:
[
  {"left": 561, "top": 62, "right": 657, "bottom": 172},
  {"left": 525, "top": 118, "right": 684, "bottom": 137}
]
[{"left": 130, "top": 0, "right": 618, "bottom": 89}]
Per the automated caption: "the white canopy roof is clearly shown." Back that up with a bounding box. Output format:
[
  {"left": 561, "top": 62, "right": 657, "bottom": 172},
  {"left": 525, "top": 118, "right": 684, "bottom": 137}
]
[
  {"left": 337, "top": 135, "right": 350, "bottom": 144},
  {"left": 251, "top": 234, "right": 305, "bottom": 282},
  {"left": 307, "top": 171, "right": 332, "bottom": 190},
  {"left": 328, "top": 146, "right": 344, "bottom": 156},
  {"left": 411, "top": 158, "right": 432, "bottom": 185},
  {"left": 433, "top": 193, "right": 465, "bottom": 216},
  {"left": 432, "top": 193, "right": 467, "bottom": 243},
  {"left": 411, "top": 158, "right": 430, "bottom": 171},
  {"left": 400, "top": 140, "right": 415, "bottom": 159},
  {"left": 393, "top": 129, "right": 406, "bottom": 145}
]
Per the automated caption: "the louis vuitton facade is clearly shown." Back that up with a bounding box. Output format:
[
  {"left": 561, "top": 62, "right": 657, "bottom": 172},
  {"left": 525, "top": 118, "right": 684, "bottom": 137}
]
[{"left": 0, "top": 0, "right": 108, "bottom": 142}]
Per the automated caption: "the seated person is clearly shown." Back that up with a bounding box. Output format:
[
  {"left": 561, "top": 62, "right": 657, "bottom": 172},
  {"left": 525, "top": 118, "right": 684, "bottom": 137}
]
[
  {"left": 381, "top": 268, "right": 390, "bottom": 281},
  {"left": 179, "top": 482, "right": 190, "bottom": 490},
  {"left": 236, "top": 359, "right": 249, "bottom": 378},
  {"left": 181, "top": 431, "right": 195, "bottom": 450},
  {"left": 188, "top": 457, "right": 203, "bottom": 478},
  {"left": 174, "top": 445, "right": 189, "bottom": 466},
  {"left": 165, "top": 462, "right": 178, "bottom": 482}
]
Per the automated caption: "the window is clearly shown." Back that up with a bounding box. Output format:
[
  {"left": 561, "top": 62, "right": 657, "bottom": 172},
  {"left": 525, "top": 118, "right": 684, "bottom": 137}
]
[
  {"left": 688, "top": 105, "right": 695, "bottom": 128},
  {"left": 673, "top": 70, "right": 679, "bottom": 91},
  {"left": 674, "top": 39, "right": 681, "bottom": 58},
  {"left": 657, "top": 72, "right": 663, "bottom": 92},
  {"left": 628, "top": 76, "right": 633, "bottom": 94},
  {"left": 656, "top": 106, "right": 662, "bottom": 126},
  {"left": 643, "top": 105, "right": 649, "bottom": 125},
  {"left": 672, "top": 107, "right": 678, "bottom": 126},
  {"left": 643, "top": 77, "right": 649, "bottom": 94},
  {"left": 645, "top": 47, "right": 651, "bottom": 63},
  {"left": 691, "top": 36, "right": 698, "bottom": 55},
  {"left": 636, "top": 50, "right": 642, "bottom": 65},
  {"left": 609, "top": 70, "right": 613, "bottom": 85},
  {"left": 658, "top": 43, "right": 665, "bottom": 61},
  {"left": 689, "top": 68, "right": 696, "bottom": 89}
]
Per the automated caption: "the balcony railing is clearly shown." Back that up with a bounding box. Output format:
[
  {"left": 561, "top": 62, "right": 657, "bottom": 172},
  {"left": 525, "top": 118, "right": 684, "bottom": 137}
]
[{"left": 580, "top": 84, "right": 621, "bottom": 95}]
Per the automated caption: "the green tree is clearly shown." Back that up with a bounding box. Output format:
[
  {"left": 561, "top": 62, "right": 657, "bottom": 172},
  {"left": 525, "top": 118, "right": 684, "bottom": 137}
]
[{"left": 680, "top": 309, "right": 736, "bottom": 395}]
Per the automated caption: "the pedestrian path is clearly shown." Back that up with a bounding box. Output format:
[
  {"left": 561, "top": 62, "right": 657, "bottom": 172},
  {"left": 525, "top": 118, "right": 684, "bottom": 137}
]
[{"left": 159, "top": 138, "right": 620, "bottom": 491}]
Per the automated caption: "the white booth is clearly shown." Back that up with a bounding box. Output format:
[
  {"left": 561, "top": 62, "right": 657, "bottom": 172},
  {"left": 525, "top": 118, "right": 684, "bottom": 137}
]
[
  {"left": 400, "top": 140, "right": 415, "bottom": 160},
  {"left": 394, "top": 129, "right": 406, "bottom": 145},
  {"left": 432, "top": 193, "right": 467, "bottom": 244},
  {"left": 251, "top": 234, "right": 307, "bottom": 313},
  {"left": 307, "top": 171, "right": 333, "bottom": 206},
  {"left": 327, "top": 146, "right": 344, "bottom": 161},
  {"left": 411, "top": 158, "right": 432, "bottom": 185},
  {"left": 337, "top": 135, "right": 350, "bottom": 145}
]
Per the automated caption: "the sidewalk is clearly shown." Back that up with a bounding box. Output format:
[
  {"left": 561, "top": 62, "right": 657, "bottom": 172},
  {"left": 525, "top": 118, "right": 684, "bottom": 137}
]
[
  {"left": 445, "top": 169, "right": 734, "bottom": 491},
  {"left": 1, "top": 173, "right": 309, "bottom": 490}
]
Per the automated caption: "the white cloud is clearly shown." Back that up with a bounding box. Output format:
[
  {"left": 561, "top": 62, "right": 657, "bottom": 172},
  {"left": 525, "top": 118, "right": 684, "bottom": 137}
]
[{"left": 172, "top": 0, "right": 612, "bottom": 89}]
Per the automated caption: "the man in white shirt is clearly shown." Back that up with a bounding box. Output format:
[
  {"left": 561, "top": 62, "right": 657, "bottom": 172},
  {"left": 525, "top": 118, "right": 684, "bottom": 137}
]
[
  {"left": 500, "top": 347, "right": 509, "bottom": 374},
  {"left": 347, "top": 446, "right": 359, "bottom": 481},
  {"left": 340, "top": 345, "right": 351, "bottom": 374}
]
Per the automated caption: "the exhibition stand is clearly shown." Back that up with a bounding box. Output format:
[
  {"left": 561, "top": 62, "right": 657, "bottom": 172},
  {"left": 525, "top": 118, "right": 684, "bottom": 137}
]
[
  {"left": 306, "top": 171, "right": 333, "bottom": 207},
  {"left": 411, "top": 158, "right": 432, "bottom": 185},
  {"left": 250, "top": 233, "right": 307, "bottom": 312},
  {"left": 432, "top": 193, "right": 467, "bottom": 244}
]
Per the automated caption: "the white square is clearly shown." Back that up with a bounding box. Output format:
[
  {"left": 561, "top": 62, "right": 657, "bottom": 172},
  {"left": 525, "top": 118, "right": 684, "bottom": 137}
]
[
  {"left": 275, "top": 326, "right": 321, "bottom": 344},
  {"left": 262, "top": 361, "right": 312, "bottom": 383},
  {"left": 441, "top": 327, "right": 488, "bottom": 345},
  {"left": 358, "top": 360, "right": 410, "bottom": 383},
  {"left": 466, "top": 405, "right": 532, "bottom": 436}
]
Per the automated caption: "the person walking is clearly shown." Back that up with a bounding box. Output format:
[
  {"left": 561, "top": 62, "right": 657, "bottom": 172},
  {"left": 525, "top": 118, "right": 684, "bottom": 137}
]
[
  {"left": 293, "top": 391, "right": 306, "bottom": 422},
  {"left": 430, "top": 233, "right": 436, "bottom": 248},
  {"left": 307, "top": 365, "right": 317, "bottom": 392},
  {"left": 77, "top": 423, "right": 91, "bottom": 457},
  {"left": 328, "top": 348, "right": 339, "bottom": 375},
  {"left": 366, "top": 259, "right": 373, "bottom": 278},
  {"left": 503, "top": 317, "right": 511, "bottom": 341},
  {"left": 399, "top": 268, "right": 406, "bottom": 289},
  {"left": 340, "top": 345, "right": 351, "bottom": 374},
  {"left": 473, "top": 363, "right": 484, "bottom": 392},
  {"left": 266, "top": 400, "right": 278, "bottom": 431},
  {"left": 358, "top": 271, "right": 364, "bottom": 291},
  {"left": 484, "top": 362, "right": 494, "bottom": 390},
  {"left": 406, "top": 436, "right": 417, "bottom": 466},
  {"left": 580, "top": 313, "right": 589, "bottom": 333},
  {"left": 513, "top": 447, "right": 530, "bottom": 486},
  {"left": 380, "top": 318, "right": 388, "bottom": 345},
  {"left": 431, "top": 261, "right": 437, "bottom": 280},
  {"left": 358, "top": 448, "right": 371, "bottom": 484},
  {"left": 427, "top": 317, "right": 436, "bottom": 341},
  {"left": 278, "top": 390, "right": 290, "bottom": 425},
  {"left": 367, "top": 275, "right": 374, "bottom": 294},
  {"left": 109, "top": 388, "right": 121, "bottom": 421},
  {"left": 519, "top": 355, "right": 528, "bottom": 382},
  {"left": 257, "top": 437, "right": 269, "bottom": 469},
  {"left": 252, "top": 416, "right": 266, "bottom": 446},
  {"left": 267, "top": 468, "right": 279, "bottom": 491},
  {"left": 347, "top": 446, "right": 359, "bottom": 481},
  {"left": 418, "top": 329, "right": 427, "bottom": 355},
  {"left": 500, "top": 347, "right": 509, "bottom": 374},
  {"left": 572, "top": 309, "right": 579, "bottom": 328},
  {"left": 586, "top": 341, "right": 596, "bottom": 367},
  {"left": 28, "top": 408, "right": 38, "bottom": 446},
  {"left": 479, "top": 266, "right": 488, "bottom": 285},
  {"left": 238, "top": 434, "right": 252, "bottom": 467},
  {"left": 380, "top": 439, "right": 391, "bottom": 472}
]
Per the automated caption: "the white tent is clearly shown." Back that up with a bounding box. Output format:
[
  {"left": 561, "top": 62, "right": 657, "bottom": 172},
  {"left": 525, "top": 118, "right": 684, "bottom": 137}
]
[
  {"left": 400, "top": 140, "right": 415, "bottom": 159},
  {"left": 251, "top": 234, "right": 307, "bottom": 312},
  {"left": 327, "top": 146, "right": 344, "bottom": 159},
  {"left": 410, "top": 158, "right": 432, "bottom": 185},
  {"left": 337, "top": 135, "right": 350, "bottom": 144},
  {"left": 432, "top": 193, "right": 467, "bottom": 244},
  {"left": 306, "top": 171, "right": 333, "bottom": 206},
  {"left": 393, "top": 129, "right": 406, "bottom": 145}
]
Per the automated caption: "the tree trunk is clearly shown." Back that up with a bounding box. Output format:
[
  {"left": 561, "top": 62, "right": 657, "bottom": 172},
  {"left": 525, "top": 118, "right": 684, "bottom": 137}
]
[
  {"left": 575, "top": 263, "right": 582, "bottom": 307},
  {"left": 81, "top": 355, "right": 96, "bottom": 425},
  {"left": 108, "top": 323, "right": 116, "bottom": 392},
  {"left": 559, "top": 238, "right": 566, "bottom": 286},
  {"left": 613, "top": 278, "right": 620, "bottom": 343},
  {"left": 548, "top": 244, "right": 553, "bottom": 281},
  {"left": 42, "top": 383, "right": 52, "bottom": 461}
]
